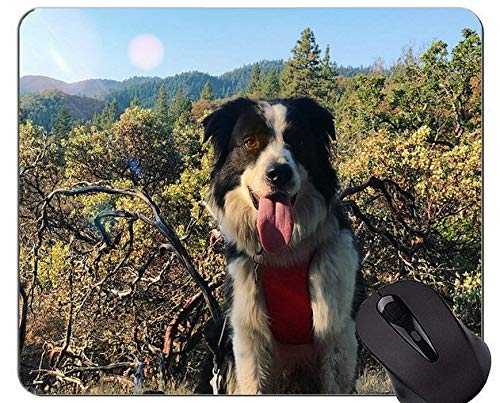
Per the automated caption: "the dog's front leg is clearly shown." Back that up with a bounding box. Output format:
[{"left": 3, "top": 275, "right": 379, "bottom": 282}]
[
  {"left": 309, "top": 229, "right": 359, "bottom": 394},
  {"left": 232, "top": 327, "right": 272, "bottom": 394},
  {"left": 229, "top": 260, "right": 272, "bottom": 394},
  {"left": 317, "top": 321, "right": 358, "bottom": 393}
]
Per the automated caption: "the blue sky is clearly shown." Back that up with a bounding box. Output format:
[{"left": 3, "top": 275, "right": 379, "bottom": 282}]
[{"left": 19, "top": 8, "right": 482, "bottom": 83}]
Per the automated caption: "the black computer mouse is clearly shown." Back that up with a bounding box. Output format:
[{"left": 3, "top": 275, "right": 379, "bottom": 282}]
[{"left": 356, "top": 280, "right": 490, "bottom": 403}]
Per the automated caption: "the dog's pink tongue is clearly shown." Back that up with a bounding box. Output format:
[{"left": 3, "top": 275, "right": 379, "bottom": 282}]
[{"left": 257, "top": 197, "right": 294, "bottom": 254}]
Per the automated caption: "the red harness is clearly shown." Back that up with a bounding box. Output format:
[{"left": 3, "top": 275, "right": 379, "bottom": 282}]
[{"left": 261, "top": 260, "right": 314, "bottom": 345}]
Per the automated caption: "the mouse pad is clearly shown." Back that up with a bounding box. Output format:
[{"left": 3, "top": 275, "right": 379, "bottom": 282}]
[{"left": 18, "top": 7, "right": 482, "bottom": 395}]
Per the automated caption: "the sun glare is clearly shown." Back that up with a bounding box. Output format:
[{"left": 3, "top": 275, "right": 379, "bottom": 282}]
[
  {"left": 48, "top": 45, "right": 70, "bottom": 75},
  {"left": 127, "top": 34, "right": 164, "bottom": 70}
]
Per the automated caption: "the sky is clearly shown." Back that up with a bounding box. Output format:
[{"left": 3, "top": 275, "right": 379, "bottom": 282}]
[{"left": 19, "top": 8, "right": 482, "bottom": 83}]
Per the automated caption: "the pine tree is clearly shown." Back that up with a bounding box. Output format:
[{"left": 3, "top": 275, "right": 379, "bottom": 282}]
[
  {"left": 98, "top": 99, "right": 119, "bottom": 130},
  {"left": 52, "top": 105, "right": 72, "bottom": 140},
  {"left": 130, "top": 96, "right": 141, "bottom": 108},
  {"left": 246, "top": 64, "right": 263, "bottom": 97},
  {"left": 51, "top": 105, "right": 72, "bottom": 164},
  {"left": 261, "top": 68, "right": 281, "bottom": 99},
  {"left": 280, "top": 28, "right": 322, "bottom": 97},
  {"left": 199, "top": 81, "right": 215, "bottom": 101},
  {"left": 320, "top": 45, "right": 337, "bottom": 79},
  {"left": 154, "top": 83, "right": 168, "bottom": 117},
  {"left": 168, "top": 91, "right": 192, "bottom": 123},
  {"left": 317, "top": 45, "right": 339, "bottom": 105},
  {"left": 93, "top": 99, "right": 120, "bottom": 130},
  {"left": 91, "top": 111, "right": 100, "bottom": 127}
]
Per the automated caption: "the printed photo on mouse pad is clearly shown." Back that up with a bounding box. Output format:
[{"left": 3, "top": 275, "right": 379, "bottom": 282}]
[{"left": 18, "top": 7, "right": 482, "bottom": 395}]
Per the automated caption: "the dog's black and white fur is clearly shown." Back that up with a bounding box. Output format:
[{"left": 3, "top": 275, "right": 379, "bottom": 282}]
[{"left": 199, "top": 97, "right": 364, "bottom": 394}]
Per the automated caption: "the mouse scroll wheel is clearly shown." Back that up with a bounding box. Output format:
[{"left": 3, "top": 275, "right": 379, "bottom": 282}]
[{"left": 383, "top": 301, "right": 411, "bottom": 325}]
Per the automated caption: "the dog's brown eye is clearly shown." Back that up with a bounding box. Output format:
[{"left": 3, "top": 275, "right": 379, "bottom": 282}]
[{"left": 244, "top": 137, "right": 259, "bottom": 149}]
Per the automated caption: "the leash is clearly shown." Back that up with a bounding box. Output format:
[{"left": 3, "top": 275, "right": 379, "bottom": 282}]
[
  {"left": 253, "top": 247, "right": 264, "bottom": 282},
  {"left": 209, "top": 316, "right": 227, "bottom": 394}
]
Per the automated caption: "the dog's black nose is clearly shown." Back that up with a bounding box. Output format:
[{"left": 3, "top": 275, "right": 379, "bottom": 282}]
[{"left": 266, "top": 163, "right": 293, "bottom": 187}]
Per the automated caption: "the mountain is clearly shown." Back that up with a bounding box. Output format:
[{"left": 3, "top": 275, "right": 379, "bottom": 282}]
[
  {"left": 20, "top": 61, "right": 373, "bottom": 103},
  {"left": 20, "top": 76, "right": 68, "bottom": 95},
  {"left": 217, "top": 60, "right": 285, "bottom": 96},
  {"left": 20, "top": 89, "right": 105, "bottom": 130},
  {"left": 63, "top": 78, "right": 123, "bottom": 98},
  {"left": 19, "top": 60, "right": 284, "bottom": 104},
  {"left": 20, "top": 75, "right": 122, "bottom": 98},
  {"left": 19, "top": 61, "right": 283, "bottom": 130},
  {"left": 19, "top": 59, "right": 372, "bottom": 130},
  {"left": 106, "top": 60, "right": 284, "bottom": 110}
]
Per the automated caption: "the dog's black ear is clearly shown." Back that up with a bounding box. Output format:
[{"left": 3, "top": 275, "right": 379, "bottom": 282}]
[
  {"left": 285, "top": 97, "right": 339, "bottom": 203},
  {"left": 202, "top": 98, "right": 258, "bottom": 167},
  {"left": 287, "top": 96, "right": 336, "bottom": 142},
  {"left": 202, "top": 97, "right": 257, "bottom": 140}
]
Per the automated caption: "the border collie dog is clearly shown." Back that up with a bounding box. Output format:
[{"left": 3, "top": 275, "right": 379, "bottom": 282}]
[{"left": 201, "top": 97, "right": 364, "bottom": 394}]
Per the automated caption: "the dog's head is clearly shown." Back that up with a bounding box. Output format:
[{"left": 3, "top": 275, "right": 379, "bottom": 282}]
[{"left": 203, "top": 97, "right": 339, "bottom": 256}]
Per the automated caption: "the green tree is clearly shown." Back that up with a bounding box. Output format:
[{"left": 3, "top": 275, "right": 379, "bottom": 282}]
[
  {"left": 20, "top": 89, "right": 104, "bottom": 131},
  {"left": 130, "top": 96, "right": 141, "bottom": 108},
  {"left": 168, "top": 91, "right": 192, "bottom": 123},
  {"left": 280, "top": 27, "right": 322, "bottom": 97},
  {"left": 96, "top": 98, "right": 119, "bottom": 130},
  {"left": 337, "top": 126, "right": 481, "bottom": 330},
  {"left": 334, "top": 73, "right": 387, "bottom": 151},
  {"left": 333, "top": 29, "right": 482, "bottom": 333},
  {"left": 52, "top": 105, "right": 72, "bottom": 141},
  {"left": 65, "top": 107, "right": 181, "bottom": 190},
  {"left": 317, "top": 45, "right": 338, "bottom": 105},
  {"left": 199, "top": 81, "right": 215, "bottom": 101},
  {"left": 91, "top": 110, "right": 100, "bottom": 127},
  {"left": 422, "top": 28, "right": 481, "bottom": 143},
  {"left": 261, "top": 68, "right": 281, "bottom": 99},
  {"left": 154, "top": 83, "right": 168, "bottom": 117},
  {"left": 51, "top": 106, "right": 72, "bottom": 164},
  {"left": 246, "top": 64, "right": 263, "bottom": 97}
]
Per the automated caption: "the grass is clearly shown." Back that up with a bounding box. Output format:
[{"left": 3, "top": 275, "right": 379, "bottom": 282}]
[
  {"left": 85, "top": 369, "right": 393, "bottom": 395},
  {"left": 85, "top": 378, "right": 192, "bottom": 395},
  {"left": 30, "top": 370, "right": 394, "bottom": 395},
  {"left": 356, "top": 369, "right": 393, "bottom": 395}
]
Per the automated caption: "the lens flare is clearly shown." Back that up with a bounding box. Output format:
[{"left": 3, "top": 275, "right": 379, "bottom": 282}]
[
  {"left": 127, "top": 34, "right": 164, "bottom": 70},
  {"left": 48, "top": 45, "right": 70, "bottom": 75}
]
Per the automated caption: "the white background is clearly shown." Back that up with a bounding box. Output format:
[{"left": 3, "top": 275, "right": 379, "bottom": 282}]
[{"left": 3, "top": 1, "right": 499, "bottom": 402}]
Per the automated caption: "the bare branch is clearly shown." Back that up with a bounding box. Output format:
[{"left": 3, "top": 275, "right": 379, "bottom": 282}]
[
  {"left": 163, "top": 273, "right": 224, "bottom": 358},
  {"left": 340, "top": 176, "right": 428, "bottom": 263},
  {"left": 36, "top": 183, "right": 221, "bottom": 321},
  {"left": 55, "top": 268, "right": 75, "bottom": 368}
]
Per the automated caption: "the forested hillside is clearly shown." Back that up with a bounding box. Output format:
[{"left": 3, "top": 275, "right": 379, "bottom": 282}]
[
  {"left": 19, "top": 27, "right": 481, "bottom": 395},
  {"left": 19, "top": 90, "right": 105, "bottom": 130},
  {"left": 108, "top": 59, "right": 285, "bottom": 110},
  {"left": 20, "top": 59, "right": 372, "bottom": 130},
  {"left": 19, "top": 60, "right": 283, "bottom": 129}
]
